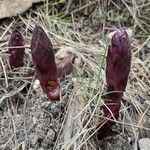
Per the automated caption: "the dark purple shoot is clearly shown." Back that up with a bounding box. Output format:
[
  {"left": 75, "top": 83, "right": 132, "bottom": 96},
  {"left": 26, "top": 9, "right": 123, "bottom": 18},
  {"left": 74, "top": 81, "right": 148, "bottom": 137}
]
[
  {"left": 98, "top": 28, "right": 131, "bottom": 137},
  {"left": 9, "top": 28, "right": 25, "bottom": 69}
]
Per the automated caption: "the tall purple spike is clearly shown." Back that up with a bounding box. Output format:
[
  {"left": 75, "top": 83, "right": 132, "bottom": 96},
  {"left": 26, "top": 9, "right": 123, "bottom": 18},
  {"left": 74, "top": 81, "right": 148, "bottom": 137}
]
[
  {"left": 98, "top": 28, "right": 131, "bottom": 138},
  {"left": 31, "top": 25, "right": 61, "bottom": 101},
  {"left": 9, "top": 28, "right": 25, "bottom": 69}
]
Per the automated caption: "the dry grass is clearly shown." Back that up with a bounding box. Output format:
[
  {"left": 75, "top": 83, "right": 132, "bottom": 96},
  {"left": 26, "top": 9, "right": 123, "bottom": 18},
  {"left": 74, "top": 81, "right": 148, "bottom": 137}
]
[{"left": 0, "top": 0, "right": 150, "bottom": 149}]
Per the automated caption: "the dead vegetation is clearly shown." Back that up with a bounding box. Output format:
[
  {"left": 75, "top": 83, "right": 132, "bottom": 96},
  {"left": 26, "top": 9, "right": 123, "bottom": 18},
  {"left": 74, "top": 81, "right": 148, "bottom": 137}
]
[{"left": 0, "top": 0, "right": 150, "bottom": 149}]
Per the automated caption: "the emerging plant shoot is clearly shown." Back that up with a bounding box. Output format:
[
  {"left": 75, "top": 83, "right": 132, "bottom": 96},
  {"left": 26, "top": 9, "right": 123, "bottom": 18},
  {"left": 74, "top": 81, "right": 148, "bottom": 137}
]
[
  {"left": 9, "top": 28, "right": 25, "bottom": 69},
  {"left": 98, "top": 28, "right": 131, "bottom": 137},
  {"left": 31, "top": 25, "right": 61, "bottom": 101}
]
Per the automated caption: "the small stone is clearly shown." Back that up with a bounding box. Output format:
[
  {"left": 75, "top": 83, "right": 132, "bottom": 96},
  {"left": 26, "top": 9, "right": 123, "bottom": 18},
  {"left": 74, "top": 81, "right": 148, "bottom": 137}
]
[
  {"left": 33, "top": 116, "right": 37, "bottom": 124},
  {"left": 41, "top": 101, "right": 51, "bottom": 108},
  {"left": 33, "top": 79, "right": 40, "bottom": 90},
  {"left": 139, "top": 138, "right": 150, "bottom": 150},
  {"left": 74, "top": 57, "right": 82, "bottom": 67},
  {"left": 55, "top": 46, "right": 75, "bottom": 59}
]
